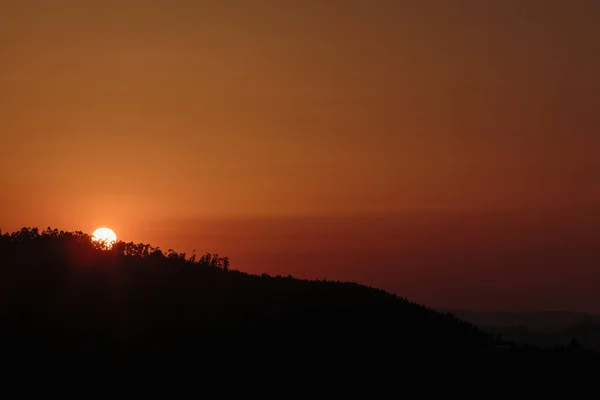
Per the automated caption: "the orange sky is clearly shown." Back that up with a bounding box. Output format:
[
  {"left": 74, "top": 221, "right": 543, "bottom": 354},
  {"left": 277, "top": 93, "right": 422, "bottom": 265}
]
[{"left": 1, "top": 1, "right": 599, "bottom": 312}]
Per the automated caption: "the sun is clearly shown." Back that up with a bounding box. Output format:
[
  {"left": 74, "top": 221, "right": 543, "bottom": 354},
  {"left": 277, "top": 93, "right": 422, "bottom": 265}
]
[{"left": 92, "top": 227, "right": 117, "bottom": 248}]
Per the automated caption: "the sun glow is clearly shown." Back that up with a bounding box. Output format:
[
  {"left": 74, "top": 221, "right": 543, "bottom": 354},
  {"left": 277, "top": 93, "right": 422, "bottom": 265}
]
[{"left": 92, "top": 227, "right": 117, "bottom": 248}]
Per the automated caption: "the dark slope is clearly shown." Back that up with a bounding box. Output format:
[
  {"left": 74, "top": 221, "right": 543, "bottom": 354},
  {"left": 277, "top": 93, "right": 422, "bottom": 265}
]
[
  {"left": 1, "top": 228, "right": 598, "bottom": 392},
  {"left": 0, "top": 229, "right": 488, "bottom": 359}
]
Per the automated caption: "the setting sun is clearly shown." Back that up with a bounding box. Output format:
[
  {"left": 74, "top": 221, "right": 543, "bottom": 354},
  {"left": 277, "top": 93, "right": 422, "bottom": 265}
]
[{"left": 92, "top": 227, "right": 117, "bottom": 248}]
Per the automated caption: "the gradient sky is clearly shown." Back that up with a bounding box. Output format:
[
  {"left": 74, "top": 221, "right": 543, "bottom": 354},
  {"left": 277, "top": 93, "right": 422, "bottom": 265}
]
[{"left": 1, "top": 1, "right": 599, "bottom": 312}]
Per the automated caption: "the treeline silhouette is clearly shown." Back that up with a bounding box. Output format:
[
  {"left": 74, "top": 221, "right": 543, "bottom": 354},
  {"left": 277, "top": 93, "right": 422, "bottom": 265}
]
[{"left": 0, "top": 227, "right": 598, "bottom": 390}]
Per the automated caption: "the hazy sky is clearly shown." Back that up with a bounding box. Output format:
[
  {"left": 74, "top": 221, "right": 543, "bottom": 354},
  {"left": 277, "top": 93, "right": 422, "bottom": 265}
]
[{"left": 1, "top": 1, "right": 599, "bottom": 311}]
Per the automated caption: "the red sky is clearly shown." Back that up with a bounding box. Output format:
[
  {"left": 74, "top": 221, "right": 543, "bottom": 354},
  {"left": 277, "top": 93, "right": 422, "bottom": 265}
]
[{"left": 1, "top": 1, "right": 599, "bottom": 312}]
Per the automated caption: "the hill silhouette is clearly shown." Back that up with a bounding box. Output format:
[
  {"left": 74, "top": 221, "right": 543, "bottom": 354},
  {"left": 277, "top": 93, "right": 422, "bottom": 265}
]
[{"left": 1, "top": 227, "right": 599, "bottom": 393}]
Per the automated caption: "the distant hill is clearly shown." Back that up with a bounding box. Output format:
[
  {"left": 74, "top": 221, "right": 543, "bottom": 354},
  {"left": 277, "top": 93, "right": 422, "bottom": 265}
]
[
  {"left": 441, "top": 308, "right": 600, "bottom": 351},
  {"left": 440, "top": 309, "right": 600, "bottom": 331},
  {"left": 1, "top": 227, "right": 599, "bottom": 392}
]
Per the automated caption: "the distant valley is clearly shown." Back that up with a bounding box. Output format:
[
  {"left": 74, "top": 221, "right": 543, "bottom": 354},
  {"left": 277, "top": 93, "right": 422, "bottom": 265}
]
[{"left": 441, "top": 309, "right": 600, "bottom": 351}]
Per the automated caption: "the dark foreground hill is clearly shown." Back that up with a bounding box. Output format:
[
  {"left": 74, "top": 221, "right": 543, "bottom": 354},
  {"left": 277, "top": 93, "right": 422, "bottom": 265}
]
[{"left": 1, "top": 228, "right": 598, "bottom": 392}]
